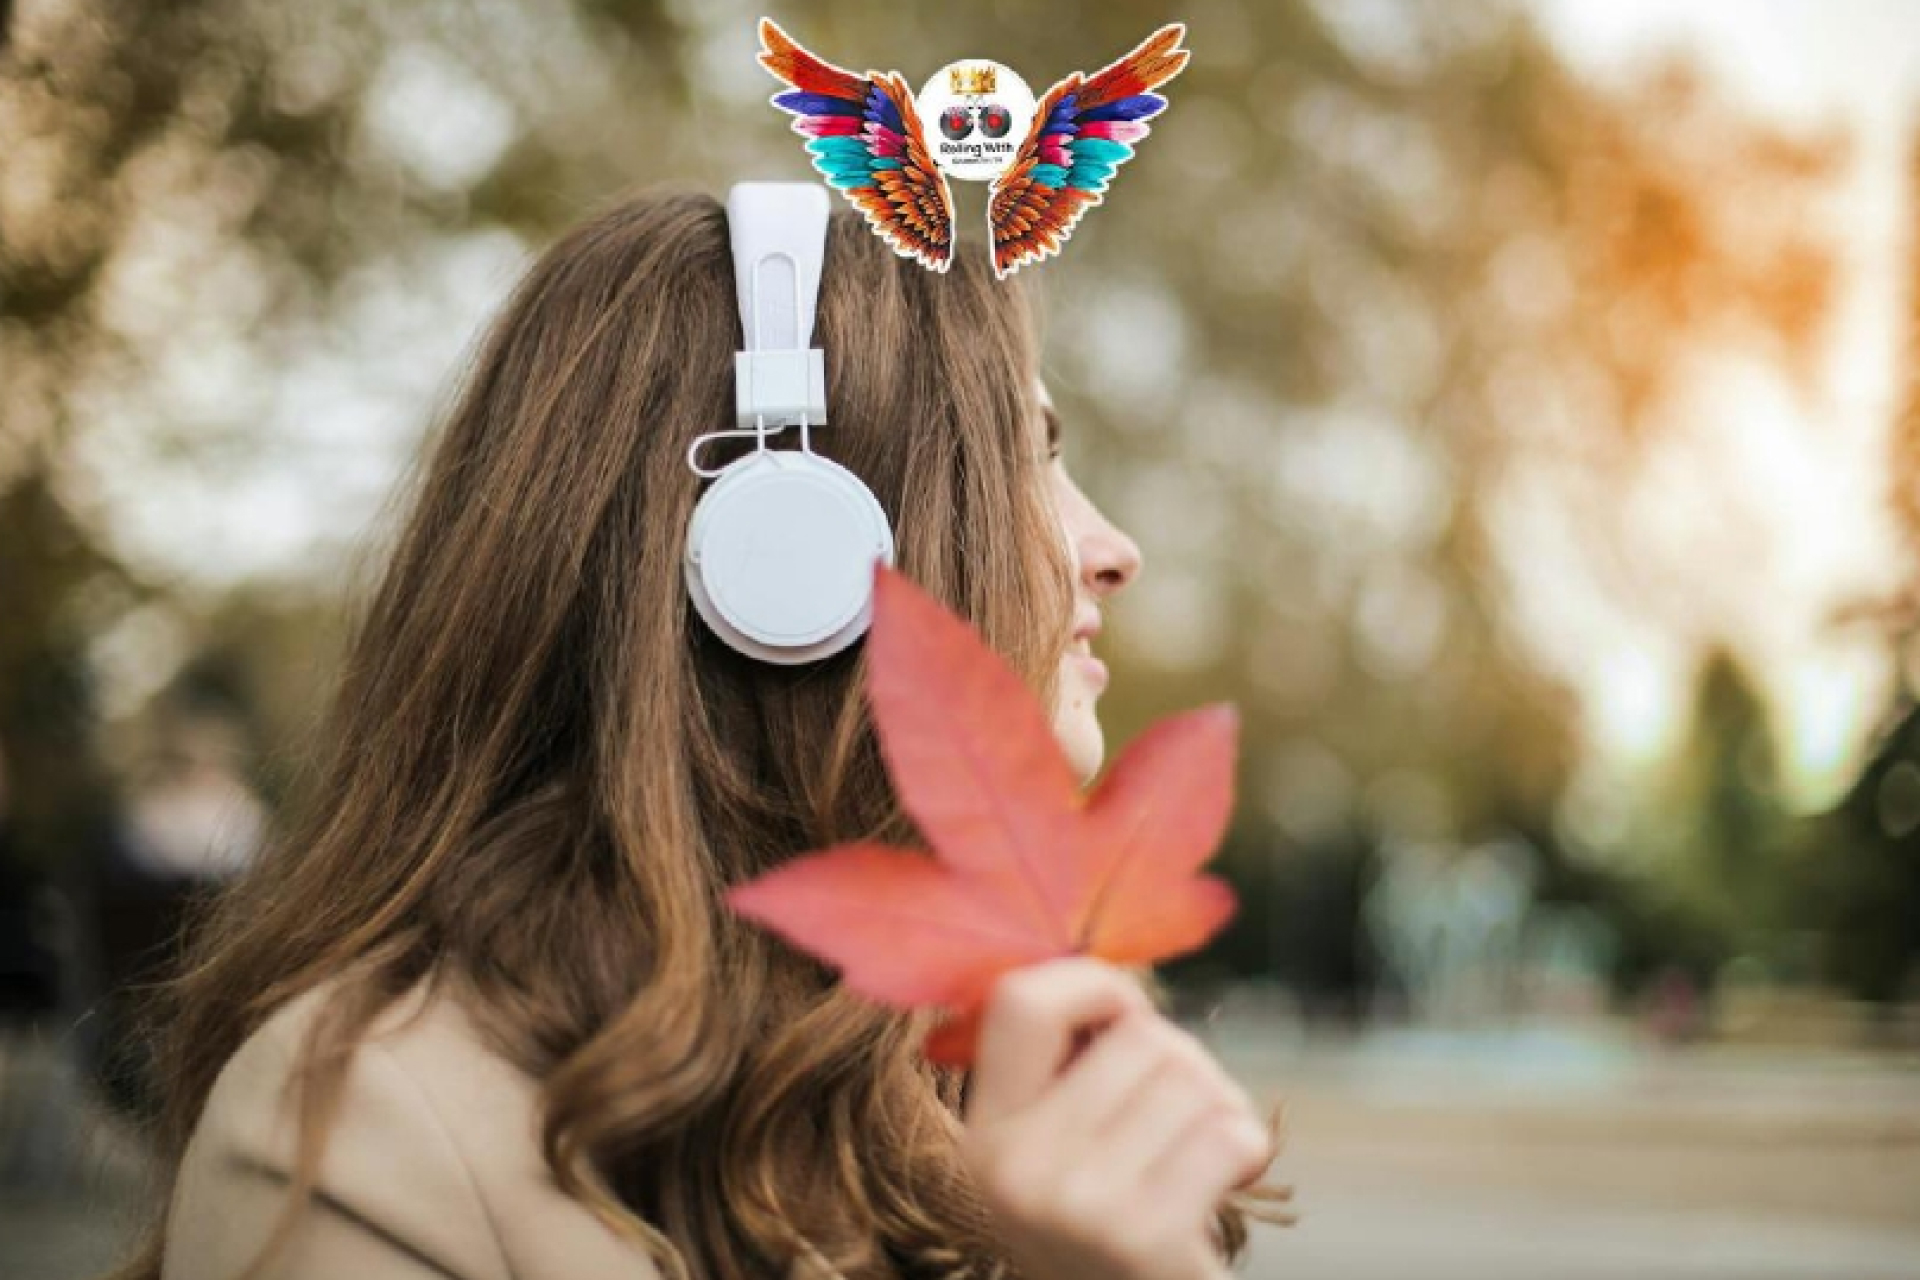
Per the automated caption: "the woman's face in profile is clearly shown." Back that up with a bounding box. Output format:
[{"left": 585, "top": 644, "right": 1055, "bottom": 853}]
[{"left": 1037, "top": 380, "right": 1144, "bottom": 786}]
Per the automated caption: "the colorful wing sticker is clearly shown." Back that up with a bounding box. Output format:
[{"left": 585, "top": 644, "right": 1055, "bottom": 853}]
[
  {"left": 758, "top": 18, "right": 954, "bottom": 273},
  {"left": 988, "top": 25, "right": 1189, "bottom": 280}
]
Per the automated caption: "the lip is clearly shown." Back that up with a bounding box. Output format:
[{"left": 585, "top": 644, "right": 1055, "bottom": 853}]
[{"left": 1074, "top": 650, "right": 1109, "bottom": 690}]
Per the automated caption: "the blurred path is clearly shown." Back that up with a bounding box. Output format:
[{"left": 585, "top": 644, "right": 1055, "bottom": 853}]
[
  {"left": 1218, "top": 1016, "right": 1920, "bottom": 1279},
  {"left": 1248, "top": 1181, "right": 1920, "bottom": 1280}
]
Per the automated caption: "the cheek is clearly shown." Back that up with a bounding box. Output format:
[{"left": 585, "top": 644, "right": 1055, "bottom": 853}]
[{"left": 1046, "top": 475, "right": 1082, "bottom": 564}]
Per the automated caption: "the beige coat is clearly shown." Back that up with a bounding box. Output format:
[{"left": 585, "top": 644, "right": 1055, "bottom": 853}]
[{"left": 162, "top": 972, "right": 837, "bottom": 1280}]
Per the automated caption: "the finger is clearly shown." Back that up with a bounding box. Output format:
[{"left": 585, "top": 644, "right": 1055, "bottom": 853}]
[
  {"left": 1016, "top": 1008, "right": 1169, "bottom": 1149},
  {"left": 1133, "top": 1019, "right": 1258, "bottom": 1121},
  {"left": 966, "top": 957, "right": 1153, "bottom": 1125},
  {"left": 1097, "top": 1061, "right": 1227, "bottom": 1190},
  {"left": 1231, "top": 1099, "right": 1287, "bottom": 1190},
  {"left": 1089, "top": 1016, "right": 1256, "bottom": 1133},
  {"left": 1149, "top": 1108, "right": 1276, "bottom": 1232}
]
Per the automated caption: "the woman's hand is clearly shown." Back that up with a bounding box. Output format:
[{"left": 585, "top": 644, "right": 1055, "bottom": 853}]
[{"left": 958, "top": 956, "right": 1275, "bottom": 1280}]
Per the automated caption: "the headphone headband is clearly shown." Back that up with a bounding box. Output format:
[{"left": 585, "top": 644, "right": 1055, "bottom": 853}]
[{"left": 726, "top": 182, "right": 829, "bottom": 429}]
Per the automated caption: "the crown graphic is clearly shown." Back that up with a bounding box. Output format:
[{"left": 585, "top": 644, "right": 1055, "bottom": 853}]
[{"left": 948, "top": 63, "right": 997, "bottom": 96}]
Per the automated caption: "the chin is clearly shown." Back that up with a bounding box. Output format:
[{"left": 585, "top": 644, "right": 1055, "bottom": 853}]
[
  {"left": 1062, "top": 718, "right": 1105, "bottom": 787},
  {"left": 1053, "top": 661, "right": 1107, "bottom": 786}
]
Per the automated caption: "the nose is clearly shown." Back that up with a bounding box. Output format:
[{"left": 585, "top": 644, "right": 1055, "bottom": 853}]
[{"left": 1077, "top": 502, "right": 1143, "bottom": 598}]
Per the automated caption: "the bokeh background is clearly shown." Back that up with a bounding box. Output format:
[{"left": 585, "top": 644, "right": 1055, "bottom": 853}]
[{"left": 3, "top": 1, "right": 1918, "bottom": 1277}]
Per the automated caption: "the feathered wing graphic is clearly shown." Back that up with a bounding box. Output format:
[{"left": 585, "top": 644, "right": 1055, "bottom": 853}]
[
  {"left": 988, "top": 24, "right": 1189, "bottom": 280},
  {"left": 759, "top": 18, "right": 953, "bottom": 273}
]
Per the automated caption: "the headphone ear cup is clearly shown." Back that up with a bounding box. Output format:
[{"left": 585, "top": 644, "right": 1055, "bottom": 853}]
[{"left": 684, "top": 450, "right": 895, "bottom": 664}]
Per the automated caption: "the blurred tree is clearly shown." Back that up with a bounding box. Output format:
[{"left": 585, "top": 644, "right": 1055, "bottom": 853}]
[
  {"left": 1643, "top": 647, "right": 1792, "bottom": 966},
  {"left": 1805, "top": 707, "right": 1920, "bottom": 1006},
  {"left": 1071, "top": 5, "right": 1839, "bottom": 896},
  {"left": 0, "top": 0, "right": 678, "bottom": 871},
  {"left": 0, "top": 466, "right": 126, "bottom": 871},
  {"left": 1887, "top": 136, "right": 1920, "bottom": 570}
]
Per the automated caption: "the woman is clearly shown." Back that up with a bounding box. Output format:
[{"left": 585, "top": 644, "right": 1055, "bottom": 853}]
[{"left": 110, "top": 186, "right": 1290, "bottom": 1280}]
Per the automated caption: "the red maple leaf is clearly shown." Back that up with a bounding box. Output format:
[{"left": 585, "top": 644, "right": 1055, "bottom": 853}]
[{"left": 725, "top": 563, "right": 1238, "bottom": 1066}]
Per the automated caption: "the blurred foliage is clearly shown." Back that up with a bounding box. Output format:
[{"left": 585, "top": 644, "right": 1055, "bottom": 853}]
[
  {"left": 0, "top": 0, "right": 1908, "bottom": 1009},
  {"left": 1804, "top": 706, "right": 1920, "bottom": 1007},
  {"left": 1648, "top": 650, "right": 1794, "bottom": 959},
  {"left": 1795, "top": 132, "right": 1920, "bottom": 1010},
  {"left": 0, "top": 468, "right": 128, "bottom": 867}
]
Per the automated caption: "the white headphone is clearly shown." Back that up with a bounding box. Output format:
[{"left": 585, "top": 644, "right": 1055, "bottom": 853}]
[{"left": 682, "top": 182, "right": 896, "bottom": 664}]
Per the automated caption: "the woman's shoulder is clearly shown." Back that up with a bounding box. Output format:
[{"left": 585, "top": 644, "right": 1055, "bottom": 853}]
[{"left": 166, "top": 966, "right": 666, "bottom": 1280}]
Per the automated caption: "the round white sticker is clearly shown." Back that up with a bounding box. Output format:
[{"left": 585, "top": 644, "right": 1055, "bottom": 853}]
[{"left": 913, "top": 59, "right": 1037, "bottom": 183}]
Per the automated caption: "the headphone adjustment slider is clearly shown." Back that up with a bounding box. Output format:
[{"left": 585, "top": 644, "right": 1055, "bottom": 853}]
[{"left": 734, "top": 348, "right": 827, "bottom": 430}]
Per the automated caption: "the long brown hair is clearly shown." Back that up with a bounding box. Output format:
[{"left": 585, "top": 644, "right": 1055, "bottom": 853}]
[{"left": 106, "top": 184, "right": 1287, "bottom": 1280}]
